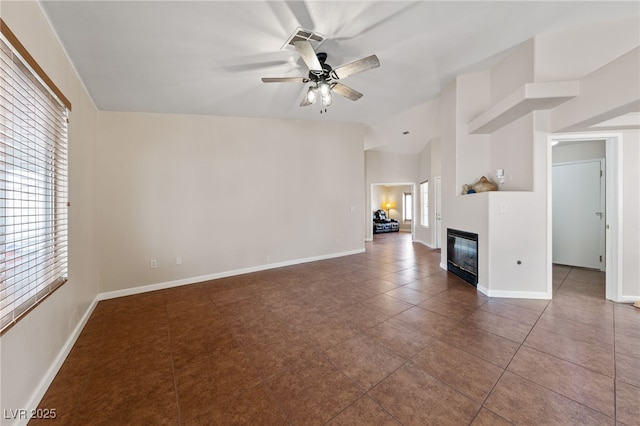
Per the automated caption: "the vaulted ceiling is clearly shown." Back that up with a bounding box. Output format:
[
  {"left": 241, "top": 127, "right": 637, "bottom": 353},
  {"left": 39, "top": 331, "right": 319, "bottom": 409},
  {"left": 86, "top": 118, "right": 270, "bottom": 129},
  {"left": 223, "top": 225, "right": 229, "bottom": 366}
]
[{"left": 40, "top": 1, "right": 639, "bottom": 152}]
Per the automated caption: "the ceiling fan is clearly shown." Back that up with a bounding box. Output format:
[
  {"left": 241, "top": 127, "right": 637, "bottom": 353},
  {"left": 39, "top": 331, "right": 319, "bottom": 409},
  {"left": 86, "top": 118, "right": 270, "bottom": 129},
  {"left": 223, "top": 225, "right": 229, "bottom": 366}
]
[{"left": 261, "top": 40, "right": 380, "bottom": 108}]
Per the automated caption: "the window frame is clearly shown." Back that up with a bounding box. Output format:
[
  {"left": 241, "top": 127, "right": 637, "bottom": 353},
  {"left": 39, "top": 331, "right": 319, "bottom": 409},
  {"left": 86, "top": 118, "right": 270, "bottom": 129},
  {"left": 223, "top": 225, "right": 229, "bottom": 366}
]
[
  {"left": 1, "top": 20, "right": 71, "bottom": 334},
  {"left": 420, "top": 180, "right": 429, "bottom": 228},
  {"left": 402, "top": 192, "right": 412, "bottom": 222}
]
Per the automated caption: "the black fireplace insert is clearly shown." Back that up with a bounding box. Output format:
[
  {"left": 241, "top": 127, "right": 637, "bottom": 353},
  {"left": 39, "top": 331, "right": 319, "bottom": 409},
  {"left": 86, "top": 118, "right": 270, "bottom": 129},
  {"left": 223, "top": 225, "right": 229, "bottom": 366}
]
[{"left": 447, "top": 228, "right": 478, "bottom": 286}]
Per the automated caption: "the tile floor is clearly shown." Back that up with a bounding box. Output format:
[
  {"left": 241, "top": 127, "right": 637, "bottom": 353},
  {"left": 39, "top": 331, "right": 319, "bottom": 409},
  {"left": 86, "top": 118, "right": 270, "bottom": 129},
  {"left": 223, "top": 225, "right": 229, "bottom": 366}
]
[{"left": 32, "top": 233, "right": 639, "bottom": 425}]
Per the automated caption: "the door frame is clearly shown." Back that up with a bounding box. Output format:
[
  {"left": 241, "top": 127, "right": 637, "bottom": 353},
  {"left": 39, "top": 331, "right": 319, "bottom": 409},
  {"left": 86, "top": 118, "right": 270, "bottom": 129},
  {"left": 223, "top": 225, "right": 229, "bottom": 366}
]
[{"left": 547, "top": 133, "right": 622, "bottom": 302}]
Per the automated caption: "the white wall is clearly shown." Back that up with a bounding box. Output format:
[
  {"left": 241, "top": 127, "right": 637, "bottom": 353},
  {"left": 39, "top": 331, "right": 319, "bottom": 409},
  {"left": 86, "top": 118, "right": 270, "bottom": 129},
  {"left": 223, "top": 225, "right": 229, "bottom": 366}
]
[
  {"left": 553, "top": 140, "right": 606, "bottom": 163},
  {"left": 1, "top": 1, "right": 99, "bottom": 422},
  {"left": 97, "top": 112, "right": 366, "bottom": 293},
  {"left": 534, "top": 15, "right": 640, "bottom": 83},
  {"left": 621, "top": 131, "right": 640, "bottom": 300}
]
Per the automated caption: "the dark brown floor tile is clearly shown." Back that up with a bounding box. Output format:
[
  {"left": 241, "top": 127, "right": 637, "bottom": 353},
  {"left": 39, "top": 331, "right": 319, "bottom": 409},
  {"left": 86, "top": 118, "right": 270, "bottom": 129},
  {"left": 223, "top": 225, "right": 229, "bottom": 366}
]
[
  {"left": 174, "top": 346, "right": 262, "bottom": 418},
  {"left": 406, "top": 273, "right": 467, "bottom": 296},
  {"left": 615, "top": 351, "right": 640, "bottom": 387},
  {"left": 616, "top": 381, "right": 640, "bottom": 426},
  {"left": 418, "top": 297, "right": 478, "bottom": 320},
  {"left": 363, "top": 317, "right": 434, "bottom": 359},
  {"left": 330, "top": 303, "right": 392, "bottom": 331},
  {"left": 484, "top": 372, "right": 614, "bottom": 425},
  {"left": 182, "top": 383, "right": 287, "bottom": 426},
  {"left": 369, "top": 362, "right": 480, "bottom": 425},
  {"left": 438, "top": 324, "right": 520, "bottom": 368},
  {"left": 384, "top": 286, "right": 430, "bottom": 304},
  {"left": 325, "top": 334, "right": 406, "bottom": 391},
  {"left": 327, "top": 396, "right": 400, "bottom": 426},
  {"left": 470, "top": 408, "right": 513, "bottom": 426},
  {"left": 359, "top": 293, "right": 414, "bottom": 316},
  {"left": 566, "top": 268, "right": 605, "bottom": 284},
  {"left": 377, "top": 272, "right": 416, "bottom": 287},
  {"left": 523, "top": 326, "right": 615, "bottom": 377},
  {"left": 72, "top": 359, "right": 179, "bottom": 426},
  {"left": 461, "top": 310, "right": 533, "bottom": 343},
  {"left": 242, "top": 333, "right": 320, "bottom": 380},
  {"left": 535, "top": 313, "right": 615, "bottom": 348},
  {"left": 614, "top": 305, "right": 640, "bottom": 339},
  {"left": 435, "top": 286, "right": 490, "bottom": 307},
  {"left": 411, "top": 340, "right": 503, "bottom": 402},
  {"left": 332, "top": 285, "right": 382, "bottom": 304},
  {"left": 267, "top": 354, "right": 363, "bottom": 425},
  {"left": 478, "top": 299, "right": 543, "bottom": 326},
  {"left": 543, "top": 300, "right": 614, "bottom": 330},
  {"left": 392, "top": 306, "right": 458, "bottom": 338},
  {"left": 492, "top": 297, "right": 549, "bottom": 313},
  {"left": 508, "top": 346, "right": 615, "bottom": 417},
  {"left": 360, "top": 277, "right": 402, "bottom": 293},
  {"left": 300, "top": 317, "right": 360, "bottom": 351},
  {"left": 33, "top": 350, "right": 95, "bottom": 425},
  {"left": 615, "top": 331, "right": 640, "bottom": 358}
]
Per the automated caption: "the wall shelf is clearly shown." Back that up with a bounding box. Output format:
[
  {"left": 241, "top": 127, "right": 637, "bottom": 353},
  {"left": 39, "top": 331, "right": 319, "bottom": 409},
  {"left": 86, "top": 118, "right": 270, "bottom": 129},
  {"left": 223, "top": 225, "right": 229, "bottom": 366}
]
[{"left": 468, "top": 81, "right": 579, "bottom": 134}]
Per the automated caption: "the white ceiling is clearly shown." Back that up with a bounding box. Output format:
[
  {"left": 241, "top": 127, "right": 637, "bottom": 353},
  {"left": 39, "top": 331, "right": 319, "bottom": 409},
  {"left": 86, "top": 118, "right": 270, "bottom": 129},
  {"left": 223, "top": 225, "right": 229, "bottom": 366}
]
[{"left": 39, "top": 1, "right": 639, "bottom": 152}]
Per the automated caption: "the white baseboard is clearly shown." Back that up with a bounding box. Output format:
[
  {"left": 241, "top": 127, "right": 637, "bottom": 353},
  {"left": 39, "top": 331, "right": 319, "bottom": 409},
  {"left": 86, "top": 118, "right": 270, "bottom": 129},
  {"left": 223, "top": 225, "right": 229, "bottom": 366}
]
[
  {"left": 620, "top": 295, "right": 640, "bottom": 303},
  {"left": 98, "top": 248, "right": 366, "bottom": 301},
  {"left": 19, "top": 296, "right": 100, "bottom": 426},
  {"left": 477, "top": 283, "right": 552, "bottom": 300},
  {"left": 414, "top": 239, "right": 444, "bottom": 250}
]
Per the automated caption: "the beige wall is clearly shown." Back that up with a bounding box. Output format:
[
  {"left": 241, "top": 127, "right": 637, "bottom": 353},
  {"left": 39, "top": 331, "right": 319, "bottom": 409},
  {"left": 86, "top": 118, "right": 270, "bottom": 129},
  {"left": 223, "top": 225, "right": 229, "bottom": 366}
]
[
  {"left": 97, "top": 112, "right": 366, "bottom": 293},
  {"left": 1, "top": 1, "right": 99, "bottom": 421}
]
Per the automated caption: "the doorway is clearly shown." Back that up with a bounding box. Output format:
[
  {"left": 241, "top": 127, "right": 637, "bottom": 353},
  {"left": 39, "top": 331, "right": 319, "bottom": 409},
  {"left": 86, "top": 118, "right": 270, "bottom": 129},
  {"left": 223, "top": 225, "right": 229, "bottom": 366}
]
[
  {"left": 370, "top": 183, "right": 415, "bottom": 240},
  {"left": 548, "top": 134, "right": 622, "bottom": 302}
]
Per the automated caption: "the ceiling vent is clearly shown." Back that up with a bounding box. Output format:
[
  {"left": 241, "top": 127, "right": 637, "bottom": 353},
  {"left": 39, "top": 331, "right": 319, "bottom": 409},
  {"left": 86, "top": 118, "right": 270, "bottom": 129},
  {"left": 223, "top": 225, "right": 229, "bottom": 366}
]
[{"left": 282, "top": 27, "right": 325, "bottom": 50}]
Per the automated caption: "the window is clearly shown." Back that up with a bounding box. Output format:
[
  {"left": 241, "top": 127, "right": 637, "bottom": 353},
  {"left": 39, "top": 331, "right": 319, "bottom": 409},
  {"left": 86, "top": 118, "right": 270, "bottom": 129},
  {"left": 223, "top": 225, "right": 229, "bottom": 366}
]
[
  {"left": 1, "top": 21, "right": 70, "bottom": 333},
  {"left": 421, "top": 181, "right": 429, "bottom": 227},
  {"left": 403, "top": 192, "right": 412, "bottom": 222}
]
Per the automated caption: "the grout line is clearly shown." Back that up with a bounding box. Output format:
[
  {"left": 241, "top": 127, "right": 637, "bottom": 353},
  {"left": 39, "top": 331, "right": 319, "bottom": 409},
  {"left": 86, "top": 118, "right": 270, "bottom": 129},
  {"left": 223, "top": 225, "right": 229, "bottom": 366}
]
[{"left": 164, "top": 298, "right": 183, "bottom": 426}]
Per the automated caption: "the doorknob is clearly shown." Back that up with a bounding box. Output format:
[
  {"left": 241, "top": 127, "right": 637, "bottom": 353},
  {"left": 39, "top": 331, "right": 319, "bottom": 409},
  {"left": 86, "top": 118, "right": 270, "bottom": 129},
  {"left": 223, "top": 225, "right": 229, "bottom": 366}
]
[{"left": 595, "top": 212, "right": 604, "bottom": 219}]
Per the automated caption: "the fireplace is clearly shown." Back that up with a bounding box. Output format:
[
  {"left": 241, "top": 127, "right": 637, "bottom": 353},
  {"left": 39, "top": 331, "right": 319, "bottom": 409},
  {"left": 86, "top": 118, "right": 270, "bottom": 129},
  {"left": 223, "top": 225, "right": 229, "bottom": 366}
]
[{"left": 447, "top": 229, "right": 478, "bottom": 286}]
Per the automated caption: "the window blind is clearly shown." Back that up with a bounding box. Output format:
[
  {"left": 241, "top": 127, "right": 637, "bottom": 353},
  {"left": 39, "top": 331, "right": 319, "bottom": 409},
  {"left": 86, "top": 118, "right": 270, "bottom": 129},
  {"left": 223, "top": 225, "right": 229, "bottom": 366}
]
[{"left": 0, "top": 31, "right": 69, "bottom": 333}]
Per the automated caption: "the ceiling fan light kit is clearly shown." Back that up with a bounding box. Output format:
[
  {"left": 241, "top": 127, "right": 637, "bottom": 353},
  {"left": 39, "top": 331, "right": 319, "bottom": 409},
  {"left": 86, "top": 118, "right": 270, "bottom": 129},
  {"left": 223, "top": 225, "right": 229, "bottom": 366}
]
[{"left": 261, "top": 36, "right": 379, "bottom": 112}]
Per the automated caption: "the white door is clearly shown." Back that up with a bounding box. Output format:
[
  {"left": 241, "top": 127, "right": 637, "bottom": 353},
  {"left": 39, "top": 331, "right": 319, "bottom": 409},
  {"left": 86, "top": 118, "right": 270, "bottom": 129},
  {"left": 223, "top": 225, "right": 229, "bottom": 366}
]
[
  {"left": 552, "top": 160, "right": 605, "bottom": 269},
  {"left": 434, "top": 176, "right": 442, "bottom": 249}
]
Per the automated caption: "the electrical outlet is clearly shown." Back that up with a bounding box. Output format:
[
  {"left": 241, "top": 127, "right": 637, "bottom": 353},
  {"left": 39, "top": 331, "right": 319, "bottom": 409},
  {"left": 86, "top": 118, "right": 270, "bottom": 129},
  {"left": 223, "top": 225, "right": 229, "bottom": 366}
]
[
  {"left": 176, "top": 256, "right": 182, "bottom": 265},
  {"left": 150, "top": 259, "right": 158, "bottom": 269},
  {"left": 267, "top": 255, "right": 272, "bottom": 262}
]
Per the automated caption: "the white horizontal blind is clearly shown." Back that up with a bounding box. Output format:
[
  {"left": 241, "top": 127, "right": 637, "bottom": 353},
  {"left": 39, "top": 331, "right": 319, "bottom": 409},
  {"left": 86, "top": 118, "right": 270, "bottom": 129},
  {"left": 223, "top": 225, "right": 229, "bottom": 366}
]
[{"left": 0, "top": 35, "right": 68, "bottom": 333}]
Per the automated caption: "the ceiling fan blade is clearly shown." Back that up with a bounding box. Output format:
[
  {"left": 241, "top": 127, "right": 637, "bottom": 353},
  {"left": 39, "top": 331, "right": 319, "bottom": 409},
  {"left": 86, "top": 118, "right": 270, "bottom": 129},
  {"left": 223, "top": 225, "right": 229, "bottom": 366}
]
[
  {"left": 300, "top": 96, "right": 313, "bottom": 107},
  {"left": 285, "top": 1, "right": 315, "bottom": 31},
  {"left": 261, "top": 77, "right": 308, "bottom": 83},
  {"left": 293, "top": 40, "right": 322, "bottom": 72},
  {"left": 332, "top": 55, "right": 380, "bottom": 80},
  {"left": 331, "top": 83, "right": 363, "bottom": 101}
]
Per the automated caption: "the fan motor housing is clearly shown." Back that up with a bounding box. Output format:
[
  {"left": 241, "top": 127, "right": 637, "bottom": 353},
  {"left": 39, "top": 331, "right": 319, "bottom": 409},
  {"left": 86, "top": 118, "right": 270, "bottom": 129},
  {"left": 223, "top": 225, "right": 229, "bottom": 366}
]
[{"left": 309, "top": 52, "right": 333, "bottom": 82}]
